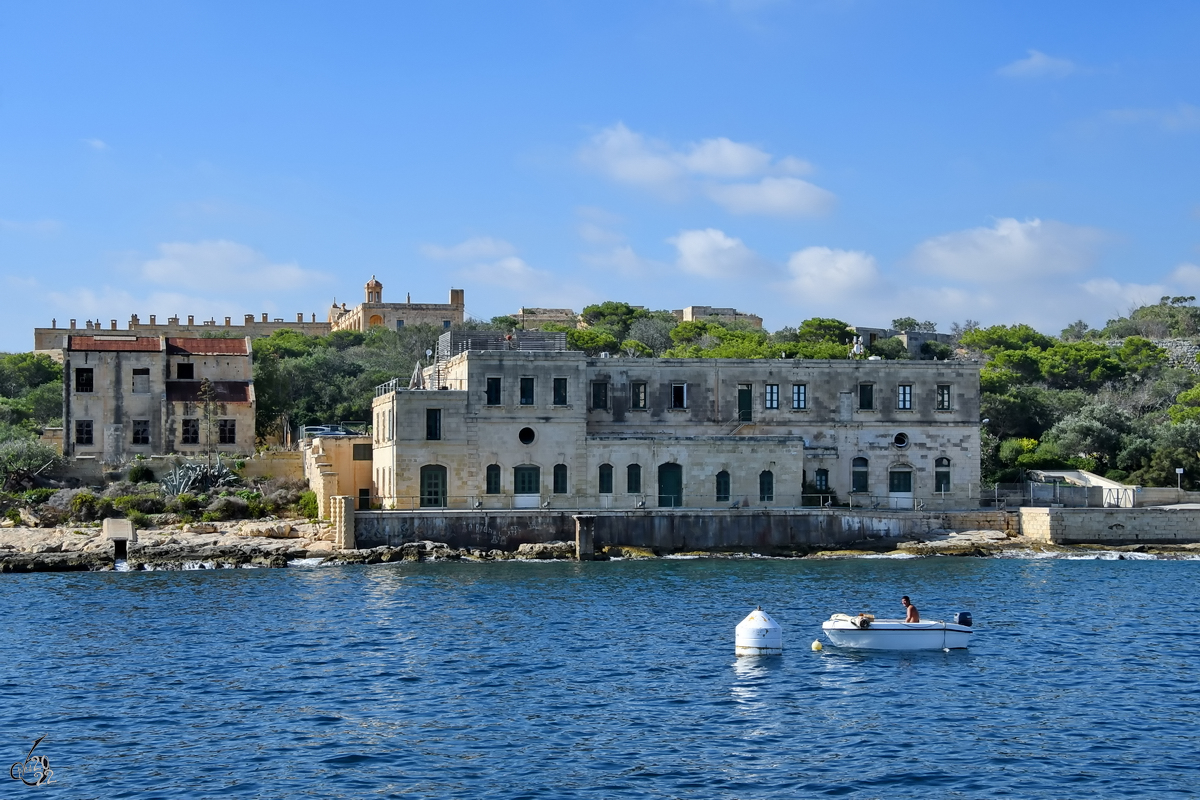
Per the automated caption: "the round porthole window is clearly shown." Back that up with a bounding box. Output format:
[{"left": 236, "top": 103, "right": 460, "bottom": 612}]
[
  {"left": 893, "top": 432, "right": 909, "bottom": 448},
  {"left": 518, "top": 427, "right": 536, "bottom": 445}
]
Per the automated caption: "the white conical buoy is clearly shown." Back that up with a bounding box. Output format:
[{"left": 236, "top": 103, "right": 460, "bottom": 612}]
[{"left": 735, "top": 606, "right": 782, "bottom": 656}]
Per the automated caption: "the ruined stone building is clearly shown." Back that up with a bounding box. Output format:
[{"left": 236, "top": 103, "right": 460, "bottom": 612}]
[
  {"left": 673, "top": 305, "right": 764, "bottom": 329},
  {"left": 33, "top": 277, "right": 465, "bottom": 354},
  {"left": 62, "top": 335, "right": 255, "bottom": 463},
  {"left": 369, "top": 334, "right": 981, "bottom": 511}
]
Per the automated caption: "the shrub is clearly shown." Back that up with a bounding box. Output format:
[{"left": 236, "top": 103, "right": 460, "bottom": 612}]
[
  {"left": 125, "top": 510, "right": 150, "bottom": 529},
  {"left": 5, "top": 507, "right": 20, "bottom": 524},
  {"left": 1105, "top": 469, "right": 1130, "bottom": 482},
  {"left": 128, "top": 463, "right": 155, "bottom": 483},
  {"left": 167, "top": 493, "right": 201, "bottom": 513},
  {"left": 297, "top": 490, "right": 318, "bottom": 519},
  {"left": 205, "top": 495, "right": 249, "bottom": 521},
  {"left": 20, "top": 488, "right": 57, "bottom": 505},
  {"left": 70, "top": 492, "right": 114, "bottom": 522},
  {"left": 112, "top": 495, "right": 166, "bottom": 515}
]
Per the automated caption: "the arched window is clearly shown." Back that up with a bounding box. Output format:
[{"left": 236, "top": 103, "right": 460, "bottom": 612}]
[
  {"left": 485, "top": 464, "right": 501, "bottom": 495},
  {"left": 715, "top": 470, "right": 731, "bottom": 502},
  {"left": 420, "top": 465, "right": 447, "bottom": 508},
  {"left": 759, "top": 470, "right": 774, "bottom": 502},
  {"left": 935, "top": 457, "right": 951, "bottom": 493},
  {"left": 599, "top": 463, "right": 613, "bottom": 494},
  {"left": 553, "top": 464, "right": 568, "bottom": 494},
  {"left": 852, "top": 457, "right": 869, "bottom": 494},
  {"left": 627, "top": 463, "right": 642, "bottom": 494}
]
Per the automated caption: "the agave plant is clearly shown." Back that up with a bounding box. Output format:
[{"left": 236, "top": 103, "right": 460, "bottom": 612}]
[{"left": 160, "top": 456, "right": 241, "bottom": 497}]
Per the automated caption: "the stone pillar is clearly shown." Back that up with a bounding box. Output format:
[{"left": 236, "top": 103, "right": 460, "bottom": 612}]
[
  {"left": 573, "top": 514, "right": 596, "bottom": 561},
  {"left": 330, "top": 496, "right": 356, "bottom": 550}
]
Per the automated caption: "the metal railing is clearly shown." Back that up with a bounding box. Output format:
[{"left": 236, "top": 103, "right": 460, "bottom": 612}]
[{"left": 972, "top": 482, "right": 1134, "bottom": 509}]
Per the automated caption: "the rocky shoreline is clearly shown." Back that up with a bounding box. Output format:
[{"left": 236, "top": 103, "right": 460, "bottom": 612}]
[{"left": 3, "top": 523, "right": 1199, "bottom": 573}]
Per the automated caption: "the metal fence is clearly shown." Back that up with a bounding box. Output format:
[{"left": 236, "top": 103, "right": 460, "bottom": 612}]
[{"left": 973, "top": 482, "right": 1134, "bottom": 509}]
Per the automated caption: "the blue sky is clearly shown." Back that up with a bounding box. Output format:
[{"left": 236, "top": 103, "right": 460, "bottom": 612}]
[{"left": 2, "top": 1, "right": 1199, "bottom": 350}]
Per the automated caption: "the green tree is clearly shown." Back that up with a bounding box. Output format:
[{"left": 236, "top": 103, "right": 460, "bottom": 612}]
[
  {"left": 1037, "top": 342, "right": 1124, "bottom": 390},
  {"left": 796, "top": 317, "right": 853, "bottom": 345},
  {"left": 867, "top": 337, "right": 909, "bottom": 360}
]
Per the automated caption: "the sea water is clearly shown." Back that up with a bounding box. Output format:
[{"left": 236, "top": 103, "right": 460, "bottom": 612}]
[{"left": 2, "top": 556, "right": 1197, "bottom": 798}]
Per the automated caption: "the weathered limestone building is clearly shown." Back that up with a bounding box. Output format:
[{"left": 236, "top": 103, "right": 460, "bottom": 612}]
[
  {"left": 328, "top": 277, "right": 465, "bottom": 332},
  {"left": 370, "top": 336, "right": 980, "bottom": 511},
  {"left": 62, "top": 335, "right": 255, "bottom": 463},
  {"left": 673, "top": 305, "right": 764, "bottom": 329}
]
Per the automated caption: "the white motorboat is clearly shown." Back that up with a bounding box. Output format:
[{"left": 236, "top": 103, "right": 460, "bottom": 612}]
[{"left": 822, "top": 613, "right": 973, "bottom": 650}]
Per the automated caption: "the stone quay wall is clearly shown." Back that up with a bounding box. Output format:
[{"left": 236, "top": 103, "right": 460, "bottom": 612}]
[
  {"left": 353, "top": 508, "right": 966, "bottom": 553},
  {"left": 1020, "top": 507, "right": 1200, "bottom": 545}
]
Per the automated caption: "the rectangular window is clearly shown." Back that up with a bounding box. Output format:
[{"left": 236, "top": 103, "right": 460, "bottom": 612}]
[
  {"left": 627, "top": 464, "right": 642, "bottom": 494},
  {"left": 442, "top": 320, "right": 451, "bottom": 329},
  {"left": 132, "top": 419, "right": 150, "bottom": 445},
  {"left": 936, "top": 470, "right": 951, "bottom": 493},
  {"left": 553, "top": 464, "right": 568, "bottom": 494},
  {"left": 75, "top": 368, "right": 94, "bottom": 393},
  {"left": 553, "top": 378, "right": 568, "bottom": 406},
  {"left": 671, "top": 383, "right": 687, "bottom": 409},
  {"left": 352, "top": 443, "right": 372, "bottom": 460},
  {"left": 792, "top": 384, "right": 807, "bottom": 410},
  {"left": 765, "top": 384, "right": 779, "bottom": 409},
  {"left": 132, "top": 368, "right": 150, "bottom": 394},
  {"left": 396, "top": 320, "right": 404, "bottom": 329},
  {"left": 715, "top": 471, "right": 730, "bottom": 502},
  {"left": 889, "top": 470, "right": 913, "bottom": 493},
  {"left": 598, "top": 464, "right": 613, "bottom": 494},
  {"left": 858, "top": 384, "right": 874, "bottom": 410},
  {"left": 218, "top": 419, "right": 236, "bottom": 445},
  {"left": 937, "top": 384, "right": 952, "bottom": 411},
  {"left": 359, "top": 488, "right": 371, "bottom": 510},
  {"left": 177, "top": 362, "right": 194, "bottom": 380},
  {"left": 426, "top": 408, "right": 442, "bottom": 441},
  {"left": 897, "top": 384, "right": 913, "bottom": 410},
  {"left": 75, "top": 419, "right": 93, "bottom": 445},
  {"left": 514, "top": 466, "right": 540, "bottom": 495},
  {"left": 591, "top": 381, "right": 608, "bottom": 410},
  {"left": 631, "top": 381, "right": 647, "bottom": 410},
  {"left": 181, "top": 418, "right": 199, "bottom": 445},
  {"left": 486, "top": 464, "right": 501, "bottom": 494},
  {"left": 486, "top": 377, "right": 502, "bottom": 406},
  {"left": 520, "top": 377, "right": 535, "bottom": 405},
  {"left": 814, "top": 469, "right": 829, "bottom": 491}
]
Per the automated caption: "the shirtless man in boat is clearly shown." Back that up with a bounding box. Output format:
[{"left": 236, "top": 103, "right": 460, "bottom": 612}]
[{"left": 901, "top": 596, "right": 920, "bottom": 622}]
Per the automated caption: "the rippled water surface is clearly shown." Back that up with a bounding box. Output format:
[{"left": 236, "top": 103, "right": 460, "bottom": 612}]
[{"left": 3, "top": 557, "right": 1198, "bottom": 798}]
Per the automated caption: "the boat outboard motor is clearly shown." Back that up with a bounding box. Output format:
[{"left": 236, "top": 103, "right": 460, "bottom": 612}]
[{"left": 954, "top": 612, "right": 973, "bottom": 627}]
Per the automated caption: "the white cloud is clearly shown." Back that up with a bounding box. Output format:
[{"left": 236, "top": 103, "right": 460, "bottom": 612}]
[
  {"left": 706, "top": 176, "right": 835, "bottom": 217},
  {"left": 82, "top": 138, "right": 108, "bottom": 150},
  {"left": 141, "top": 240, "right": 329, "bottom": 291},
  {"left": 1167, "top": 263, "right": 1200, "bottom": 290},
  {"left": 1107, "top": 103, "right": 1200, "bottom": 133},
  {"left": 784, "top": 247, "right": 882, "bottom": 301},
  {"left": 997, "top": 50, "right": 1077, "bottom": 79},
  {"left": 420, "top": 236, "right": 519, "bottom": 261},
  {"left": 579, "top": 123, "right": 832, "bottom": 215},
  {"left": 681, "top": 137, "right": 772, "bottom": 177},
  {"left": 0, "top": 219, "right": 61, "bottom": 234},
  {"left": 910, "top": 218, "right": 1105, "bottom": 281},
  {"left": 578, "top": 123, "right": 686, "bottom": 194},
  {"left": 456, "top": 256, "right": 541, "bottom": 285},
  {"left": 668, "top": 228, "right": 763, "bottom": 279}
]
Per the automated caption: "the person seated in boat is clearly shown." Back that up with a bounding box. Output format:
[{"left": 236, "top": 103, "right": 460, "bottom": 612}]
[{"left": 901, "top": 596, "right": 919, "bottom": 623}]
